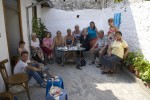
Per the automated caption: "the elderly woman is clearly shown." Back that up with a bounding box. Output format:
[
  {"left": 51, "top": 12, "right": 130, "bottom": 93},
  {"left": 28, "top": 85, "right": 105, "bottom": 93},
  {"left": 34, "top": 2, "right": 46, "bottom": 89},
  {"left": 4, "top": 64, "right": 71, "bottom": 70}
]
[
  {"left": 87, "top": 21, "right": 98, "bottom": 48},
  {"left": 64, "top": 29, "right": 74, "bottom": 46},
  {"left": 31, "top": 33, "right": 44, "bottom": 62},
  {"left": 100, "top": 31, "right": 129, "bottom": 74},
  {"left": 72, "top": 25, "right": 82, "bottom": 45},
  {"left": 80, "top": 28, "right": 90, "bottom": 51},
  {"left": 53, "top": 31, "right": 64, "bottom": 63},
  {"left": 107, "top": 18, "right": 118, "bottom": 45},
  {"left": 42, "top": 32, "right": 53, "bottom": 64}
]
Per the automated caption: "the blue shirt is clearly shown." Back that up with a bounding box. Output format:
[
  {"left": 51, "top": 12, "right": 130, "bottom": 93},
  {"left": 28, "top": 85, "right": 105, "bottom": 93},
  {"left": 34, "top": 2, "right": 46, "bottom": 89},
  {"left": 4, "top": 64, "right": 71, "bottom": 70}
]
[{"left": 87, "top": 27, "right": 97, "bottom": 39}]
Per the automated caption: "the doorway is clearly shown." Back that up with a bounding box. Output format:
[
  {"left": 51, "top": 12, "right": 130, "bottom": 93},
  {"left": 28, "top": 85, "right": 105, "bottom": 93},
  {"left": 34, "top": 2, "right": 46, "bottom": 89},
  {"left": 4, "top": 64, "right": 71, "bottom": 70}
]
[{"left": 3, "top": 0, "right": 23, "bottom": 58}]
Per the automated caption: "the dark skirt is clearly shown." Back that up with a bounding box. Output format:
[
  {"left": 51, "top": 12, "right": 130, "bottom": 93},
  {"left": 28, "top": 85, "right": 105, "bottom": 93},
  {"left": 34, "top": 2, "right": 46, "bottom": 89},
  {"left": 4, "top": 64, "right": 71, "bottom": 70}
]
[
  {"left": 42, "top": 47, "right": 53, "bottom": 55},
  {"left": 100, "top": 54, "right": 122, "bottom": 69}
]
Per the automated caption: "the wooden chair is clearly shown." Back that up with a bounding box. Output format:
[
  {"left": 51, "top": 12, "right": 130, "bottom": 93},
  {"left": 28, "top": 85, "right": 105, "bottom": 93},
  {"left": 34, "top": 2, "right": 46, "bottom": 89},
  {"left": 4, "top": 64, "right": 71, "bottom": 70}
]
[
  {"left": 0, "top": 59, "right": 31, "bottom": 100},
  {"left": 0, "top": 92, "right": 15, "bottom": 100}
]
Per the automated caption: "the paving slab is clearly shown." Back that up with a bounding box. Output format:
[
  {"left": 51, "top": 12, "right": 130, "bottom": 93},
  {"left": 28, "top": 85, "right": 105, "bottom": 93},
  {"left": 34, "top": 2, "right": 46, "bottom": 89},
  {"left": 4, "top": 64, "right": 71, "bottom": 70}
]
[{"left": 15, "top": 59, "right": 150, "bottom": 100}]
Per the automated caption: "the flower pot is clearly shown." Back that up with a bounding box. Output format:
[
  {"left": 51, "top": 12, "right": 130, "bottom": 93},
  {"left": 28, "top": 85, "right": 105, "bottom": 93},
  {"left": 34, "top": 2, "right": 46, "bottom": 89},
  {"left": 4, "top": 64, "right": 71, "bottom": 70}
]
[
  {"left": 147, "top": 83, "right": 150, "bottom": 88},
  {"left": 128, "top": 65, "right": 135, "bottom": 73},
  {"left": 135, "top": 70, "right": 139, "bottom": 78}
]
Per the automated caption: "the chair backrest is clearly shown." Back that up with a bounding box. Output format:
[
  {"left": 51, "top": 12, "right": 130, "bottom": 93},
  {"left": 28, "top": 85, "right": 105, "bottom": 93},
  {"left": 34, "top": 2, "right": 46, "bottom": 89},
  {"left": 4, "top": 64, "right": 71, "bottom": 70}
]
[{"left": 0, "top": 59, "right": 9, "bottom": 85}]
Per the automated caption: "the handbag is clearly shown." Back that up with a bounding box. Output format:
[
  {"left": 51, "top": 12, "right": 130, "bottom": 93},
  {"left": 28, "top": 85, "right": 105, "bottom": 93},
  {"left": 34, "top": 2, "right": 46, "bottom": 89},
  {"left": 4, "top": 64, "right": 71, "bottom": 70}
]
[{"left": 80, "top": 58, "right": 86, "bottom": 66}]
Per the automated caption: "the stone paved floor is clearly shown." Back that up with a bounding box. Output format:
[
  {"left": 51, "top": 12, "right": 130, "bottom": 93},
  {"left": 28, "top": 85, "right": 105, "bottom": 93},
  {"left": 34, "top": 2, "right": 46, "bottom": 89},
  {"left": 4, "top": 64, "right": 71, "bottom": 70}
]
[{"left": 15, "top": 59, "right": 150, "bottom": 100}]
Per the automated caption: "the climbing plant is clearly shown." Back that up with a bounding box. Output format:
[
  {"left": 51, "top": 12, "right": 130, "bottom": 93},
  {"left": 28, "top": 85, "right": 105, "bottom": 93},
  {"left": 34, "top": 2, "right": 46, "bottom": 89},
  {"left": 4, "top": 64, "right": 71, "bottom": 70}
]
[{"left": 32, "top": 17, "right": 47, "bottom": 39}]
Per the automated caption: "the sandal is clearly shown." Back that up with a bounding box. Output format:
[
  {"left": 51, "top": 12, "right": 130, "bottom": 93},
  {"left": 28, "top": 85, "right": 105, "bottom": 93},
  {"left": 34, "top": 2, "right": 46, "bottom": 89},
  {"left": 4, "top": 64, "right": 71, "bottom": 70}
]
[{"left": 101, "top": 71, "right": 109, "bottom": 74}]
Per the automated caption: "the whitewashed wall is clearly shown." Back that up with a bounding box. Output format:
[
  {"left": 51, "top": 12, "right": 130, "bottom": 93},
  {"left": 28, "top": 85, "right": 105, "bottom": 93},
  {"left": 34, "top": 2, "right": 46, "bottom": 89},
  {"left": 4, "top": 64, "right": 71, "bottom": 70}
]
[
  {"left": 0, "top": 0, "right": 42, "bottom": 92},
  {"left": 41, "top": 1, "right": 150, "bottom": 61},
  {"left": 41, "top": 8, "right": 103, "bottom": 36},
  {"left": 21, "top": 0, "right": 42, "bottom": 51},
  {"left": 0, "top": 0, "right": 11, "bottom": 92}
]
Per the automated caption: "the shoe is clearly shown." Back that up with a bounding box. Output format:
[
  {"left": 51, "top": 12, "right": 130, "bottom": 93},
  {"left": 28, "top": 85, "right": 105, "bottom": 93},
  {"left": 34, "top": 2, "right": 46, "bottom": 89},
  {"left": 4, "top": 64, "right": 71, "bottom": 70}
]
[
  {"left": 89, "top": 62, "right": 94, "bottom": 65},
  {"left": 40, "top": 82, "right": 46, "bottom": 88},
  {"left": 76, "top": 66, "right": 82, "bottom": 70},
  {"left": 101, "top": 71, "right": 109, "bottom": 74},
  {"left": 96, "top": 64, "right": 102, "bottom": 68}
]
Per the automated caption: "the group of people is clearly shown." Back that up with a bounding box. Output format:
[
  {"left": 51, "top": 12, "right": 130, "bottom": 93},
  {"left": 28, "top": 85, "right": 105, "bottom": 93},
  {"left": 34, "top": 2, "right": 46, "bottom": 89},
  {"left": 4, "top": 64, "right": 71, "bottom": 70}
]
[{"left": 14, "top": 18, "right": 129, "bottom": 88}]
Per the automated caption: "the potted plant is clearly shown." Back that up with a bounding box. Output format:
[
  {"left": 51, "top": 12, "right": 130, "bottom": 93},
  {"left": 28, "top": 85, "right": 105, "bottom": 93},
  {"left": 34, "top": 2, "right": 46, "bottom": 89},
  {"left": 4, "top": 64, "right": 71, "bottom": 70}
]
[
  {"left": 124, "top": 52, "right": 137, "bottom": 73},
  {"left": 132, "top": 53, "right": 144, "bottom": 77},
  {"left": 141, "top": 68, "right": 150, "bottom": 88}
]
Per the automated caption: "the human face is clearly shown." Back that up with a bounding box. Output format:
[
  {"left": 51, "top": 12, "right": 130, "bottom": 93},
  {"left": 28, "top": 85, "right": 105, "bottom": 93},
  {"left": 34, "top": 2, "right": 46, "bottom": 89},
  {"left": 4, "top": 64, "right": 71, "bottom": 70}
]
[
  {"left": 108, "top": 21, "right": 114, "bottom": 26},
  {"left": 32, "top": 35, "right": 36, "bottom": 40},
  {"left": 90, "top": 23, "right": 95, "bottom": 28},
  {"left": 115, "top": 33, "right": 122, "bottom": 40},
  {"left": 21, "top": 53, "right": 29, "bottom": 62},
  {"left": 57, "top": 32, "right": 61, "bottom": 37},
  {"left": 98, "top": 32, "right": 104, "bottom": 38},
  {"left": 20, "top": 43, "right": 25, "bottom": 48},
  {"left": 75, "top": 25, "right": 79, "bottom": 31},
  {"left": 67, "top": 30, "right": 71, "bottom": 36},
  {"left": 82, "top": 29, "right": 87, "bottom": 36},
  {"left": 47, "top": 33, "right": 50, "bottom": 38}
]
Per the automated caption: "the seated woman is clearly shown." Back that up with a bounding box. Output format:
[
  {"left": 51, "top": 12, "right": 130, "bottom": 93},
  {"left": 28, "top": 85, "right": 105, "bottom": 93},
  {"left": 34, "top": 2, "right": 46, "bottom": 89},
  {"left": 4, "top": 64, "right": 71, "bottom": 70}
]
[
  {"left": 42, "top": 32, "right": 53, "bottom": 64},
  {"left": 53, "top": 31, "right": 64, "bottom": 63},
  {"left": 80, "top": 28, "right": 90, "bottom": 51},
  {"left": 64, "top": 29, "right": 74, "bottom": 46},
  {"left": 100, "top": 31, "right": 129, "bottom": 74},
  {"left": 31, "top": 33, "right": 44, "bottom": 62},
  {"left": 72, "top": 25, "right": 82, "bottom": 45},
  {"left": 64, "top": 29, "right": 75, "bottom": 60},
  {"left": 18, "top": 40, "right": 27, "bottom": 56}
]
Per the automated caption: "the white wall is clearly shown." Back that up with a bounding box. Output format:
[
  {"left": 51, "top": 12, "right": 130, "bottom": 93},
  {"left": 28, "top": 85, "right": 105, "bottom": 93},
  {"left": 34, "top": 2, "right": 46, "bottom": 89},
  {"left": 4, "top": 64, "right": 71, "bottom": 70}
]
[
  {"left": 0, "top": 0, "right": 42, "bottom": 92},
  {"left": 0, "top": 0, "right": 11, "bottom": 92},
  {"left": 20, "top": 0, "right": 41, "bottom": 51},
  {"left": 41, "top": 8, "right": 103, "bottom": 37},
  {"left": 41, "top": 1, "right": 150, "bottom": 61}
]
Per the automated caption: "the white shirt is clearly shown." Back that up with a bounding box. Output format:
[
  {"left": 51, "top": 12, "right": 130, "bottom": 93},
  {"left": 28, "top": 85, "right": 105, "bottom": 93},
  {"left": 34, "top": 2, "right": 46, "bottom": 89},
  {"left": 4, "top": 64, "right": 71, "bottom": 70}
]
[
  {"left": 96, "top": 36, "right": 108, "bottom": 49},
  {"left": 31, "top": 38, "right": 40, "bottom": 47},
  {"left": 14, "top": 60, "right": 28, "bottom": 74}
]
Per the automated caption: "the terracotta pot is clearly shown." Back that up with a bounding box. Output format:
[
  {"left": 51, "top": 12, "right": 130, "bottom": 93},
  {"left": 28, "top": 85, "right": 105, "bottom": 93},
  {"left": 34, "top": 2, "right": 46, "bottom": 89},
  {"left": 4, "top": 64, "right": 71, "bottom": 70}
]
[
  {"left": 135, "top": 70, "right": 139, "bottom": 78},
  {"left": 144, "top": 82, "right": 147, "bottom": 87},
  {"left": 128, "top": 65, "right": 135, "bottom": 73},
  {"left": 147, "top": 83, "right": 150, "bottom": 88}
]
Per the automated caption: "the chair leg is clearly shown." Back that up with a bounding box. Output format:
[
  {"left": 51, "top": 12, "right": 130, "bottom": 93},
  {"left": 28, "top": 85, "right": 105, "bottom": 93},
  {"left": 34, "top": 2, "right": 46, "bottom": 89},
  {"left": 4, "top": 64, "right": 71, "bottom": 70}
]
[{"left": 23, "top": 81, "right": 31, "bottom": 100}]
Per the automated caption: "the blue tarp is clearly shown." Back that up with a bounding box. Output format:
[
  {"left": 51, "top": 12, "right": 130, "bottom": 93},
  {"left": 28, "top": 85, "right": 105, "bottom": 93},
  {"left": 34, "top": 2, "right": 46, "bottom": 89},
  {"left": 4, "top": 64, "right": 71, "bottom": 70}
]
[{"left": 114, "top": 13, "right": 121, "bottom": 28}]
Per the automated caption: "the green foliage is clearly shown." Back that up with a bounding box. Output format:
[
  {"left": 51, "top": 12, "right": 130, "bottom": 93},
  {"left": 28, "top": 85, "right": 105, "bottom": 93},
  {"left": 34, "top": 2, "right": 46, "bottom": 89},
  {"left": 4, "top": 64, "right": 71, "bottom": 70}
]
[
  {"left": 32, "top": 17, "right": 47, "bottom": 39},
  {"left": 114, "top": 0, "right": 123, "bottom": 3},
  {"left": 32, "top": 17, "right": 40, "bottom": 35},
  {"left": 124, "top": 52, "right": 137, "bottom": 66},
  {"left": 125, "top": 52, "right": 150, "bottom": 83},
  {"left": 141, "top": 68, "right": 150, "bottom": 83}
]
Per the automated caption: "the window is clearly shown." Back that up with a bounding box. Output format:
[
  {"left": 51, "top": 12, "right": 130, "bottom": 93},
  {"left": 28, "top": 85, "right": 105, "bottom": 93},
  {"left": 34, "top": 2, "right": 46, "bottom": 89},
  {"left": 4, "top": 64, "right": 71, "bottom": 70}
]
[
  {"left": 95, "top": 0, "right": 97, "bottom": 2},
  {"left": 63, "top": 0, "right": 65, "bottom": 2},
  {"left": 32, "top": 4, "right": 37, "bottom": 18}
]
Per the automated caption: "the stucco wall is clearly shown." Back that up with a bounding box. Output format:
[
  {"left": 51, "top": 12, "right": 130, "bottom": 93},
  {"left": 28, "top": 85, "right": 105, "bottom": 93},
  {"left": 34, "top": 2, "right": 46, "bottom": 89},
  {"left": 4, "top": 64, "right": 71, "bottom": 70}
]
[
  {"left": 21, "top": 0, "right": 42, "bottom": 51},
  {"left": 0, "top": 0, "right": 11, "bottom": 92},
  {"left": 41, "top": 0, "right": 150, "bottom": 60},
  {"left": 0, "top": 0, "right": 42, "bottom": 92}
]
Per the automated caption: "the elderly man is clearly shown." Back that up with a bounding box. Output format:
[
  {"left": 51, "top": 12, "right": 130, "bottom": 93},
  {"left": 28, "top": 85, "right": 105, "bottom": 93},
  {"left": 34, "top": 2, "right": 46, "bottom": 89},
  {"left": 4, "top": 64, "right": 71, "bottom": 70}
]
[
  {"left": 14, "top": 51, "right": 47, "bottom": 88},
  {"left": 89, "top": 30, "right": 108, "bottom": 66}
]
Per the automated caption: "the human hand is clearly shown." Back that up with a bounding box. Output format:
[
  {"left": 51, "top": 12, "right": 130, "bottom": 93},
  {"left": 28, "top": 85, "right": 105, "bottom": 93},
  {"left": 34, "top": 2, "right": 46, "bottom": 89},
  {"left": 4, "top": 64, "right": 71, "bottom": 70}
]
[
  {"left": 99, "top": 50, "right": 103, "bottom": 55},
  {"left": 107, "top": 53, "right": 111, "bottom": 57}
]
